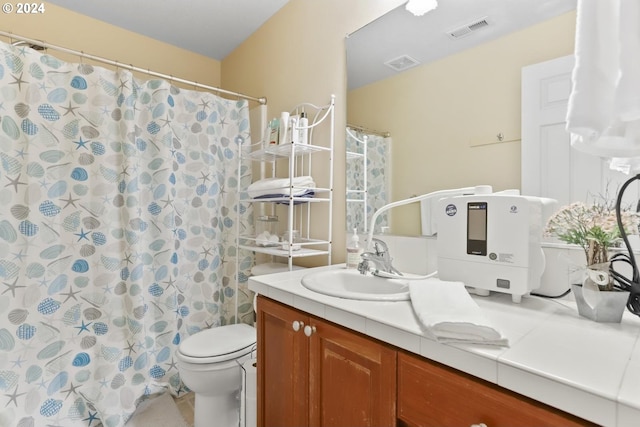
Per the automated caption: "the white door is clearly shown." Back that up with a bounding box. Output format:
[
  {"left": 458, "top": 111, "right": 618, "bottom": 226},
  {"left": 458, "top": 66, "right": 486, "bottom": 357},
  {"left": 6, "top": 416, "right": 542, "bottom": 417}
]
[{"left": 521, "top": 55, "right": 639, "bottom": 207}]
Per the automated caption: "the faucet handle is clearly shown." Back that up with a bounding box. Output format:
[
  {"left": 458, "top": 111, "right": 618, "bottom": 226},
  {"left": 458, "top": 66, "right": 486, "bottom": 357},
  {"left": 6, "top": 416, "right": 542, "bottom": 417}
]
[{"left": 371, "top": 238, "right": 388, "bottom": 256}]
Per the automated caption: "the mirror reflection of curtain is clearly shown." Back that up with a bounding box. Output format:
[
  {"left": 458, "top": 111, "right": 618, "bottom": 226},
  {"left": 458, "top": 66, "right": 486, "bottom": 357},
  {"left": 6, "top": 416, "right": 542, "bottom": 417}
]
[
  {"left": 346, "top": 128, "right": 390, "bottom": 234},
  {"left": 0, "top": 40, "right": 252, "bottom": 427}
]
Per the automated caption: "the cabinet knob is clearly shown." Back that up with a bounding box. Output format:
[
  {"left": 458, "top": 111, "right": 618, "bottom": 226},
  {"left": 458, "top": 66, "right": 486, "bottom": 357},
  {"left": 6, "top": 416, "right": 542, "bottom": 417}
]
[
  {"left": 292, "top": 320, "right": 304, "bottom": 332},
  {"left": 470, "top": 424, "right": 487, "bottom": 427},
  {"left": 303, "top": 325, "right": 316, "bottom": 337}
]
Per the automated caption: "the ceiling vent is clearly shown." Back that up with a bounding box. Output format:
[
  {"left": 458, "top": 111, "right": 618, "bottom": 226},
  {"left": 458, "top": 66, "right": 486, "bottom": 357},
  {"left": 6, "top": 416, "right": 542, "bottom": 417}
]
[
  {"left": 384, "top": 55, "right": 421, "bottom": 72},
  {"left": 447, "top": 16, "right": 490, "bottom": 40}
]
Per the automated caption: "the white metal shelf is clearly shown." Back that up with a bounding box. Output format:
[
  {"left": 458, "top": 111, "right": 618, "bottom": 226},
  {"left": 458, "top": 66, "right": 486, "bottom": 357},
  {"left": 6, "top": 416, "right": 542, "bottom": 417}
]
[
  {"left": 236, "top": 94, "right": 335, "bottom": 272},
  {"left": 346, "top": 150, "right": 364, "bottom": 160},
  {"left": 238, "top": 243, "right": 330, "bottom": 259},
  {"left": 345, "top": 126, "right": 367, "bottom": 233},
  {"left": 239, "top": 236, "right": 331, "bottom": 258},
  {"left": 248, "top": 142, "right": 330, "bottom": 161}
]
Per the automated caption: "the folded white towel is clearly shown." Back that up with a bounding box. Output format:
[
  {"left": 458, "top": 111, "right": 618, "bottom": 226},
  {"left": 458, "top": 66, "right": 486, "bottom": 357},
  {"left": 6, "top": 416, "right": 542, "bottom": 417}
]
[
  {"left": 409, "top": 279, "right": 508, "bottom": 347},
  {"left": 247, "top": 176, "right": 315, "bottom": 198}
]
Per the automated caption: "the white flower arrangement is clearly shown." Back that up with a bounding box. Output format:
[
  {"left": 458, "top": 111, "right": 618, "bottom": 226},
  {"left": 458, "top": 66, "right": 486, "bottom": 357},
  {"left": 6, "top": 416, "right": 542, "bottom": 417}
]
[{"left": 545, "top": 201, "right": 640, "bottom": 267}]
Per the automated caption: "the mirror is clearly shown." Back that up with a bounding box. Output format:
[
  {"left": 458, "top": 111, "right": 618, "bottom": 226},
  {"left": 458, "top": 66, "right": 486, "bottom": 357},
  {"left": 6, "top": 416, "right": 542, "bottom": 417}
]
[
  {"left": 345, "top": 126, "right": 391, "bottom": 234},
  {"left": 346, "top": 0, "right": 577, "bottom": 236}
]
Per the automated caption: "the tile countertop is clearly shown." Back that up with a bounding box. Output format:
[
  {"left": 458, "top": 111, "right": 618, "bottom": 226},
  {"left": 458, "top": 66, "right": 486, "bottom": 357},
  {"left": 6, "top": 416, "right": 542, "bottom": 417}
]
[{"left": 248, "top": 264, "right": 640, "bottom": 427}]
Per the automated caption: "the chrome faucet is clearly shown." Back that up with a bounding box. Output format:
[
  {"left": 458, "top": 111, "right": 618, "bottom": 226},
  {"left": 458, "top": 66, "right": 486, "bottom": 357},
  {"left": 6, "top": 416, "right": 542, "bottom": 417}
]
[{"left": 357, "top": 238, "right": 402, "bottom": 277}]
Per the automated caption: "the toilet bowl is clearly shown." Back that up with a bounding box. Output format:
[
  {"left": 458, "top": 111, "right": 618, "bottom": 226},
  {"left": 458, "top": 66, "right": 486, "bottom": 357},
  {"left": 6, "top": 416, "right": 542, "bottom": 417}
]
[{"left": 176, "top": 323, "right": 256, "bottom": 427}]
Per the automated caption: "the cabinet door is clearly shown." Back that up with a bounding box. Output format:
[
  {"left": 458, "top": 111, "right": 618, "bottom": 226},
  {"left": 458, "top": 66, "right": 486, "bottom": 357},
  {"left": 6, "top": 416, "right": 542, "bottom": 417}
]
[
  {"left": 309, "top": 318, "right": 397, "bottom": 427},
  {"left": 397, "top": 351, "right": 592, "bottom": 427},
  {"left": 257, "top": 297, "right": 309, "bottom": 427}
]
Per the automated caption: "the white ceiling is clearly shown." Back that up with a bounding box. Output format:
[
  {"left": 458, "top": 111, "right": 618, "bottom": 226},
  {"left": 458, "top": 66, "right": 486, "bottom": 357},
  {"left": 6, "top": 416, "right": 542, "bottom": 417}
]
[
  {"left": 347, "top": 0, "right": 577, "bottom": 89},
  {"left": 45, "top": 0, "right": 577, "bottom": 89},
  {"left": 47, "top": 0, "right": 290, "bottom": 60}
]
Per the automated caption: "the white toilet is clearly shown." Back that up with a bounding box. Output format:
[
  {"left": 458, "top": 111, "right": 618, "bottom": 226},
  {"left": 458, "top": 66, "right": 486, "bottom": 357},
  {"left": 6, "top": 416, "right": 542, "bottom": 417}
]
[{"left": 176, "top": 323, "right": 256, "bottom": 427}]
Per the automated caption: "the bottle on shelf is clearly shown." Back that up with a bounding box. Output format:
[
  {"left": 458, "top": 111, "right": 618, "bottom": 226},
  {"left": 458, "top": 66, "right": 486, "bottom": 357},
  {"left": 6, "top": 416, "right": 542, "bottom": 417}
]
[
  {"left": 346, "top": 228, "right": 363, "bottom": 269},
  {"left": 268, "top": 118, "right": 279, "bottom": 145},
  {"left": 278, "top": 112, "right": 290, "bottom": 145},
  {"left": 289, "top": 115, "right": 300, "bottom": 144},
  {"left": 299, "top": 111, "right": 309, "bottom": 145}
]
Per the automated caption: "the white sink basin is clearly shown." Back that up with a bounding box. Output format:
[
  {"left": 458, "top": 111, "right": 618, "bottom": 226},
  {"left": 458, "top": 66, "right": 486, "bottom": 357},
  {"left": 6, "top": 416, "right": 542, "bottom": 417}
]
[{"left": 301, "top": 269, "right": 410, "bottom": 301}]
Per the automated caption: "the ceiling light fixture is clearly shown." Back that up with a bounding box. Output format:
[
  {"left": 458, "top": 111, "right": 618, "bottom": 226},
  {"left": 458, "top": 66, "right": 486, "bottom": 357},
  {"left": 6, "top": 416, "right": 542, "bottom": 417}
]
[{"left": 405, "top": 0, "right": 438, "bottom": 16}]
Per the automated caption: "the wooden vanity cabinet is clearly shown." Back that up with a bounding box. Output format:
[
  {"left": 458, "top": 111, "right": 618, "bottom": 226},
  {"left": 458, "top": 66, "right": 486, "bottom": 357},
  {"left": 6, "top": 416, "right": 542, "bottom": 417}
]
[
  {"left": 257, "top": 296, "right": 592, "bottom": 427},
  {"left": 256, "top": 295, "right": 309, "bottom": 427},
  {"left": 397, "top": 351, "right": 593, "bottom": 427},
  {"left": 256, "top": 296, "right": 396, "bottom": 427}
]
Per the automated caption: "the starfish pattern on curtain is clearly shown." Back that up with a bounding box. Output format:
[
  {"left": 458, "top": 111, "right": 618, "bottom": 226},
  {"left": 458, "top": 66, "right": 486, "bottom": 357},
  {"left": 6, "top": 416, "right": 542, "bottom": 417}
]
[
  {"left": 346, "top": 129, "right": 389, "bottom": 234},
  {"left": 0, "top": 41, "right": 254, "bottom": 427}
]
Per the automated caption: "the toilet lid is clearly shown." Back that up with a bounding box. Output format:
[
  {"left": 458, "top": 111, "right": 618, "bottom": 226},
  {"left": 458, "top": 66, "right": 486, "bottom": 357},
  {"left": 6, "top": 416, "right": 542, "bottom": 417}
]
[{"left": 179, "top": 323, "right": 256, "bottom": 361}]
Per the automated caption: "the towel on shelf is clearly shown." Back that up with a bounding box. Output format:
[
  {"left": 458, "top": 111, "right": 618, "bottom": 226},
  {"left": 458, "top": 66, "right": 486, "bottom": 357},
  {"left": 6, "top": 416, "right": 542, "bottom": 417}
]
[
  {"left": 247, "top": 176, "right": 316, "bottom": 199},
  {"left": 409, "top": 278, "right": 509, "bottom": 347},
  {"left": 254, "top": 189, "right": 315, "bottom": 205}
]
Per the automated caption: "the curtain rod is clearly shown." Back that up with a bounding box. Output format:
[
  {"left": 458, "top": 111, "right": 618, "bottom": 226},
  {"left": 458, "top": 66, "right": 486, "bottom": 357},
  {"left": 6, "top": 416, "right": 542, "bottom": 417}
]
[
  {"left": 347, "top": 123, "right": 390, "bottom": 138},
  {"left": 0, "top": 30, "right": 267, "bottom": 105}
]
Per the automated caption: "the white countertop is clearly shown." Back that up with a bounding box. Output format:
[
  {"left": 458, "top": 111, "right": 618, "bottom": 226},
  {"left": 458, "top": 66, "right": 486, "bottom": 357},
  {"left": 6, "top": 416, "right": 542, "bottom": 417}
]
[{"left": 249, "top": 264, "right": 640, "bottom": 427}]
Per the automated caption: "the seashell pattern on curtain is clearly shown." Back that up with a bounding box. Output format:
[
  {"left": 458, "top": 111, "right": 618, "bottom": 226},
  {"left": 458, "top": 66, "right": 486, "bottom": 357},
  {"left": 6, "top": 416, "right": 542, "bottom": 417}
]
[
  {"left": 346, "top": 129, "right": 390, "bottom": 234},
  {"left": 0, "top": 40, "right": 254, "bottom": 427}
]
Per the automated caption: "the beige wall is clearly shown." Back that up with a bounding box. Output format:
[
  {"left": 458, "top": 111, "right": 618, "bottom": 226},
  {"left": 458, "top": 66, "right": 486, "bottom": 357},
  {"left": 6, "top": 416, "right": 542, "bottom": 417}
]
[
  {"left": 222, "top": 0, "right": 404, "bottom": 265},
  {"left": 0, "top": 3, "right": 221, "bottom": 87},
  {"left": 348, "top": 11, "right": 577, "bottom": 236},
  {"left": 6, "top": 1, "right": 563, "bottom": 262},
  {"left": 0, "top": 0, "right": 405, "bottom": 267}
]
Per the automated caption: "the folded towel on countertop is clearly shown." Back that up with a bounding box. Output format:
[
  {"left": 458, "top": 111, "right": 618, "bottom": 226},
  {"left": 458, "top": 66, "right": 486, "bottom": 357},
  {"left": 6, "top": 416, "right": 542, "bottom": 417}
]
[
  {"left": 247, "top": 176, "right": 316, "bottom": 198},
  {"left": 409, "top": 278, "right": 509, "bottom": 347}
]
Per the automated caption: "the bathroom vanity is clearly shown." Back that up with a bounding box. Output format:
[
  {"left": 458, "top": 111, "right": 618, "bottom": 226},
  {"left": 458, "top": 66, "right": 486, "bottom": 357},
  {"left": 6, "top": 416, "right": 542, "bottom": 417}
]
[
  {"left": 256, "top": 296, "right": 396, "bottom": 426},
  {"left": 250, "top": 264, "right": 640, "bottom": 427}
]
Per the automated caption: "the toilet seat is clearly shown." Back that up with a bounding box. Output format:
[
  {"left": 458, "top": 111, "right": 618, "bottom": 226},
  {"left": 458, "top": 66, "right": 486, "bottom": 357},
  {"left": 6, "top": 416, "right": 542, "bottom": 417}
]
[{"left": 178, "top": 323, "right": 256, "bottom": 364}]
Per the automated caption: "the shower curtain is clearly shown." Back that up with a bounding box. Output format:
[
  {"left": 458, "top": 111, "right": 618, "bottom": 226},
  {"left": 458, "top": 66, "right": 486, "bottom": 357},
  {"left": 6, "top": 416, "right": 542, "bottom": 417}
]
[
  {"left": 346, "top": 129, "right": 390, "bottom": 234},
  {"left": 0, "top": 41, "right": 253, "bottom": 426}
]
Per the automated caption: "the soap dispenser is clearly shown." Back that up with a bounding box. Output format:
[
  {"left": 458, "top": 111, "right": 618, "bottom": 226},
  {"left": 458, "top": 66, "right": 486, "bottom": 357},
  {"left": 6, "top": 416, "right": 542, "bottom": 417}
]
[{"left": 346, "top": 228, "right": 363, "bottom": 269}]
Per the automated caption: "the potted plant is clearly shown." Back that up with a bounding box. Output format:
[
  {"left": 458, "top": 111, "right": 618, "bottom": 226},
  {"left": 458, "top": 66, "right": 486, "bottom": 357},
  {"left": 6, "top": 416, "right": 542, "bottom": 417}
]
[{"left": 544, "top": 201, "right": 640, "bottom": 322}]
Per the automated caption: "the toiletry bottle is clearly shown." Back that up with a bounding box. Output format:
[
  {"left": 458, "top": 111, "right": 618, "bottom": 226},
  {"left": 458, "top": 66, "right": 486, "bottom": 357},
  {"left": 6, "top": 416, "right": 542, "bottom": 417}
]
[
  {"left": 279, "top": 112, "right": 290, "bottom": 144},
  {"left": 268, "top": 118, "right": 279, "bottom": 145},
  {"left": 289, "top": 115, "right": 299, "bottom": 144},
  {"left": 299, "top": 112, "right": 309, "bottom": 145},
  {"left": 262, "top": 121, "right": 271, "bottom": 149},
  {"left": 346, "top": 228, "right": 363, "bottom": 269}
]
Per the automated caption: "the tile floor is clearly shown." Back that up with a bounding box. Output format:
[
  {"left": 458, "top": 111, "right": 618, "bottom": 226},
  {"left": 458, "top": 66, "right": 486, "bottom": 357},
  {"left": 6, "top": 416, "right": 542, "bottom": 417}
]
[{"left": 173, "top": 392, "right": 195, "bottom": 427}]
